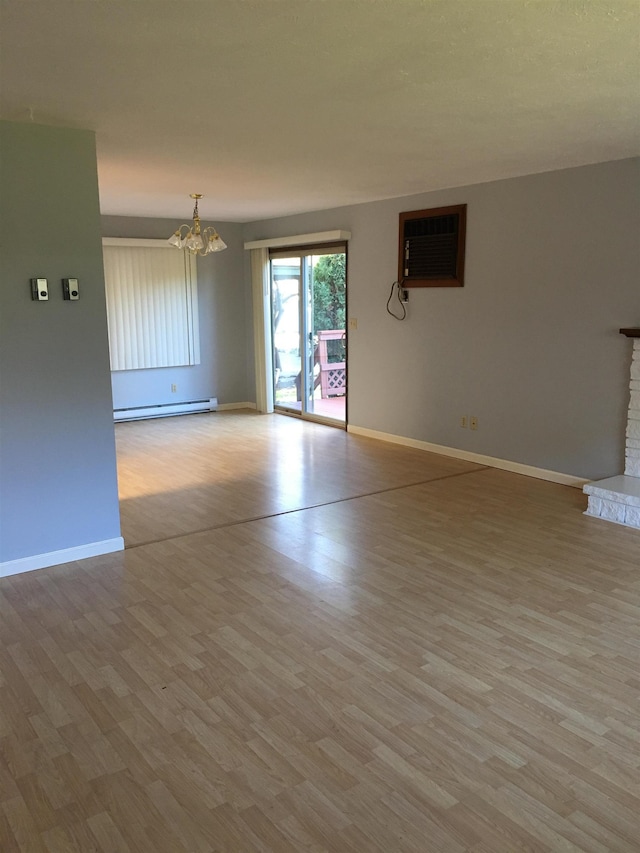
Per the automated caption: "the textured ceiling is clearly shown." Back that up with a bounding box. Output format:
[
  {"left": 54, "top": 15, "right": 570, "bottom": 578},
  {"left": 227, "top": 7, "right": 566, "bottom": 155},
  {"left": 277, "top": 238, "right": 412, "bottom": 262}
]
[{"left": 1, "top": 0, "right": 638, "bottom": 222}]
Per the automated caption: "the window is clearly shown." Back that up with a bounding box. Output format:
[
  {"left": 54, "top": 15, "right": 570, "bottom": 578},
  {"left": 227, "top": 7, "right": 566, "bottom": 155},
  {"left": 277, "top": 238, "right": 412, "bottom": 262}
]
[{"left": 102, "top": 238, "right": 200, "bottom": 371}]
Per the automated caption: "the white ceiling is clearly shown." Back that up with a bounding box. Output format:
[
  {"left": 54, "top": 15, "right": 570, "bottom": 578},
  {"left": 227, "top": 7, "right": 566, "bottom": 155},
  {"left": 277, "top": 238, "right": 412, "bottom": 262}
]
[{"left": 1, "top": 0, "right": 639, "bottom": 223}]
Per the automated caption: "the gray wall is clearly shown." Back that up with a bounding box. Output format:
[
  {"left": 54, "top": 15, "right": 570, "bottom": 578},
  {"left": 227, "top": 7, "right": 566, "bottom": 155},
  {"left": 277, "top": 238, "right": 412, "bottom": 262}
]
[
  {"left": 0, "top": 121, "right": 121, "bottom": 563},
  {"left": 101, "top": 216, "right": 250, "bottom": 408},
  {"left": 244, "top": 159, "right": 640, "bottom": 480}
]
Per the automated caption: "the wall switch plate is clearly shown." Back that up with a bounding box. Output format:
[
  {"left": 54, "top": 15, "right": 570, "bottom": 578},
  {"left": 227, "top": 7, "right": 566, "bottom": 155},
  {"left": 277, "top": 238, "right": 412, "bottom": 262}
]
[
  {"left": 460, "top": 415, "right": 468, "bottom": 428},
  {"left": 62, "top": 278, "right": 79, "bottom": 300},
  {"left": 470, "top": 416, "right": 478, "bottom": 430},
  {"left": 348, "top": 318, "right": 358, "bottom": 330},
  {"left": 31, "top": 278, "right": 48, "bottom": 301}
]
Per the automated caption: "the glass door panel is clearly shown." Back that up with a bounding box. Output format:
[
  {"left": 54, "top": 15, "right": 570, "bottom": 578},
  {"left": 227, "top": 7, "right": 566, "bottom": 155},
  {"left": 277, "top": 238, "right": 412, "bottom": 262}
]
[
  {"left": 271, "top": 257, "right": 302, "bottom": 413},
  {"left": 308, "top": 253, "right": 346, "bottom": 423},
  {"left": 271, "top": 248, "right": 346, "bottom": 425}
]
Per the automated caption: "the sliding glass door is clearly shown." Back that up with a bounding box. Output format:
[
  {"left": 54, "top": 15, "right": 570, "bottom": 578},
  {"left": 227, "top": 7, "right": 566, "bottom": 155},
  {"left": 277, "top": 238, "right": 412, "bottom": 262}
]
[{"left": 270, "top": 245, "right": 346, "bottom": 425}]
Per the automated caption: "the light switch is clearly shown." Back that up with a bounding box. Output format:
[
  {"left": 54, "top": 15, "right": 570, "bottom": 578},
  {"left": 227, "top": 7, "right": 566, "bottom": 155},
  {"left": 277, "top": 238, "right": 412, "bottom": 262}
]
[
  {"left": 31, "top": 278, "right": 48, "bottom": 301},
  {"left": 62, "top": 278, "right": 79, "bottom": 300}
]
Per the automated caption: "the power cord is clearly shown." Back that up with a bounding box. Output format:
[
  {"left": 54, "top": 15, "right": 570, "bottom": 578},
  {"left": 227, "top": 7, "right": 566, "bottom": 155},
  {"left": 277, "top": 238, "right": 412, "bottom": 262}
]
[{"left": 386, "top": 280, "right": 408, "bottom": 321}]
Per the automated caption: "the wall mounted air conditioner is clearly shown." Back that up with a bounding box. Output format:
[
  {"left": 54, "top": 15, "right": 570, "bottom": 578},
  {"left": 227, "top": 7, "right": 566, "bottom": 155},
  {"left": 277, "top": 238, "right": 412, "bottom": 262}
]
[{"left": 399, "top": 204, "right": 467, "bottom": 287}]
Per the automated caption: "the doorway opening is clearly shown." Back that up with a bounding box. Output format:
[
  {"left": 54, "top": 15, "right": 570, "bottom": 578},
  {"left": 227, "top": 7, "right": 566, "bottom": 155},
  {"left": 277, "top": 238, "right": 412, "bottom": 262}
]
[{"left": 270, "top": 243, "right": 346, "bottom": 426}]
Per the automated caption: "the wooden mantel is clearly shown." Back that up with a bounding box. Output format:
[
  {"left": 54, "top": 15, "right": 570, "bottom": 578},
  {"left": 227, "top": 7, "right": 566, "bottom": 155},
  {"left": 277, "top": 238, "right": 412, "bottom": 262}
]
[{"left": 620, "top": 328, "right": 640, "bottom": 338}]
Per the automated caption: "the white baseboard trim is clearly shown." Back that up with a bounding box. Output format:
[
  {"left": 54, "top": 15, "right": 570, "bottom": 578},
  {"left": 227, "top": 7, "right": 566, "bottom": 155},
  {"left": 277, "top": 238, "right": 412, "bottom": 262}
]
[
  {"left": 0, "top": 537, "right": 125, "bottom": 579},
  {"left": 216, "top": 402, "right": 257, "bottom": 411},
  {"left": 347, "top": 424, "right": 588, "bottom": 488}
]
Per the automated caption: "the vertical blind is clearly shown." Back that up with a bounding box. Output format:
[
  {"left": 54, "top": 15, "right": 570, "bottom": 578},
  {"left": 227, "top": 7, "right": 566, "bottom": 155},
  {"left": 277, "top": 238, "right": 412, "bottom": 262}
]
[{"left": 103, "top": 240, "right": 200, "bottom": 371}]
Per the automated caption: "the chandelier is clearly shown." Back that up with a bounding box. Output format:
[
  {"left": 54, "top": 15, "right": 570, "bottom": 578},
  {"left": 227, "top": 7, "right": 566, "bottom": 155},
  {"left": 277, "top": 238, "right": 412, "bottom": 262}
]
[{"left": 168, "top": 194, "right": 227, "bottom": 255}]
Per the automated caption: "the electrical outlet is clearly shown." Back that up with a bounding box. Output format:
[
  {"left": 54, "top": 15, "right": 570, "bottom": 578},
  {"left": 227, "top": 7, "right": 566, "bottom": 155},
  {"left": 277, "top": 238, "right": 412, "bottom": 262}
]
[
  {"left": 348, "top": 318, "right": 358, "bottom": 330},
  {"left": 460, "top": 415, "right": 468, "bottom": 428},
  {"left": 171, "top": 384, "right": 177, "bottom": 393},
  {"left": 470, "top": 416, "right": 478, "bottom": 430}
]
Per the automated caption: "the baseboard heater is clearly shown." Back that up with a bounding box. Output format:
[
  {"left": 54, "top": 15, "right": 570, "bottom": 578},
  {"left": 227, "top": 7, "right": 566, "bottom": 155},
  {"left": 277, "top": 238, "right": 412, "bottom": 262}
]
[{"left": 114, "top": 397, "right": 218, "bottom": 422}]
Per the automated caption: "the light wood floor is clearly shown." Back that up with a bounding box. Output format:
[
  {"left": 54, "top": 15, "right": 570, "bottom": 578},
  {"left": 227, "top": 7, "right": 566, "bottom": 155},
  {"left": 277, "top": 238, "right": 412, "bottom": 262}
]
[{"left": 1, "top": 412, "right": 639, "bottom": 852}]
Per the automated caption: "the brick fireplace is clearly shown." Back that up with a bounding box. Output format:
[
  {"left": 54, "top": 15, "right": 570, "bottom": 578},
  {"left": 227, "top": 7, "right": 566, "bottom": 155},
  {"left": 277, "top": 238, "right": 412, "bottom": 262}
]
[{"left": 583, "top": 329, "right": 640, "bottom": 529}]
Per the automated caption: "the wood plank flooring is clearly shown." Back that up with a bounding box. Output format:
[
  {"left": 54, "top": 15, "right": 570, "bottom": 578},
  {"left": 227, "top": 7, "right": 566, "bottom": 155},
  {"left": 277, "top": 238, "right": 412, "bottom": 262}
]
[
  {"left": 115, "top": 411, "right": 485, "bottom": 548},
  {"left": 1, "top": 411, "right": 639, "bottom": 851}
]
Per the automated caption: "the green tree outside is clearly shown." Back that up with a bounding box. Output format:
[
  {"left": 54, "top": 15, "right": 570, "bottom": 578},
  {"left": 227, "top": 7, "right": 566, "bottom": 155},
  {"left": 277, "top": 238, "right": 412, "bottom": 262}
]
[
  {"left": 311, "top": 254, "right": 346, "bottom": 332},
  {"left": 310, "top": 254, "right": 346, "bottom": 364}
]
